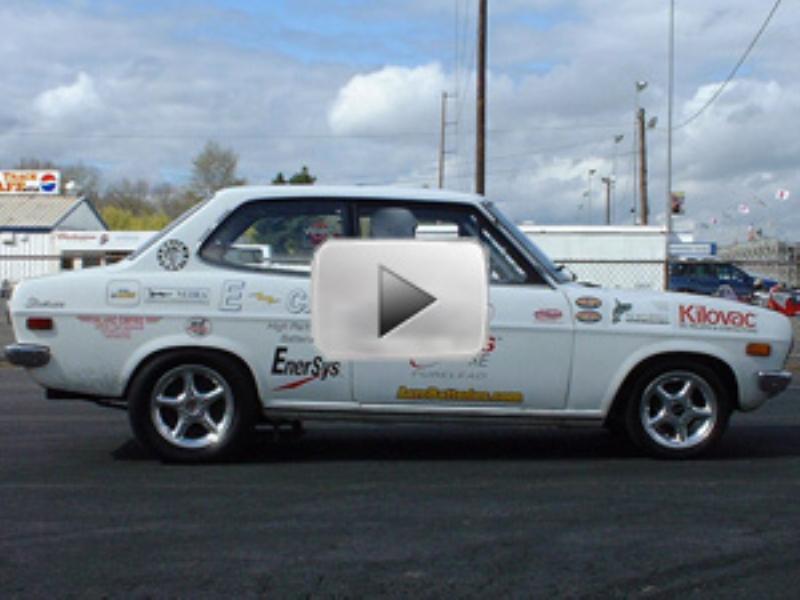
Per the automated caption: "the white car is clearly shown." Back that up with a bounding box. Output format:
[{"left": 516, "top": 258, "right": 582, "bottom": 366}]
[{"left": 4, "top": 186, "right": 794, "bottom": 461}]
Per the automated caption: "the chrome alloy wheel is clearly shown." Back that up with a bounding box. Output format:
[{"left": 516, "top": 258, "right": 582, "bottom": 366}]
[
  {"left": 149, "top": 365, "right": 235, "bottom": 450},
  {"left": 639, "top": 370, "right": 718, "bottom": 450}
]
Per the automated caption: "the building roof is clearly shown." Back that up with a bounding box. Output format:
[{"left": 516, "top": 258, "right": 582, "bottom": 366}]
[{"left": 0, "top": 195, "right": 106, "bottom": 232}]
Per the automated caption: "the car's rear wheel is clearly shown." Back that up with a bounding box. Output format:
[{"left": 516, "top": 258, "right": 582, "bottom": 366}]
[
  {"left": 128, "top": 351, "right": 258, "bottom": 462},
  {"left": 625, "top": 361, "right": 731, "bottom": 459}
]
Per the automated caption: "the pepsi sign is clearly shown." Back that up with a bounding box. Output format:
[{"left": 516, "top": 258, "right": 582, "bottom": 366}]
[{"left": 0, "top": 170, "right": 61, "bottom": 194}]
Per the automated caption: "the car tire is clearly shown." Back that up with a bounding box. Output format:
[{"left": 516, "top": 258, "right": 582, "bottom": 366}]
[
  {"left": 624, "top": 361, "right": 731, "bottom": 459},
  {"left": 128, "top": 350, "right": 259, "bottom": 463}
]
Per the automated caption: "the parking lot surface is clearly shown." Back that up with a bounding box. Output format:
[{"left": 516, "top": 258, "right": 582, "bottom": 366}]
[{"left": 1, "top": 367, "right": 800, "bottom": 598}]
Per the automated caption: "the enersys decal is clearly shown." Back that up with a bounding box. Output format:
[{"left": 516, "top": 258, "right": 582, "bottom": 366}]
[
  {"left": 220, "top": 281, "right": 245, "bottom": 311},
  {"left": 146, "top": 287, "right": 210, "bottom": 305},
  {"left": 156, "top": 239, "right": 190, "bottom": 271},
  {"left": 575, "top": 296, "right": 602, "bottom": 309},
  {"left": 107, "top": 281, "right": 140, "bottom": 306},
  {"left": 575, "top": 310, "right": 602, "bottom": 324},
  {"left": 271, "top": 346, "right": 341, "bottom": 390},
  {"left": 186, "top": 317, "right": 212, "bottom": 337},
  {"left": 534, "top": 308, "right": 563, "bottom": 322},
  {"left": 396, "top": 386, "right": 523, "bottom": 404},
  {"left": 678, "top": 304, "right": 756, "bottom": 332},
  {"left": 77, "top": 315, "right": 161, "bottom": 339}
]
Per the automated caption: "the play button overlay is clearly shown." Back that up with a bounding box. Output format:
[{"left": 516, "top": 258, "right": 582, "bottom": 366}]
[
  {"left": 312, "top": 240, "right": 488, "bottom": 360},
  {"left": 379, "top": 266, "right": 436, "bottom": 337}
]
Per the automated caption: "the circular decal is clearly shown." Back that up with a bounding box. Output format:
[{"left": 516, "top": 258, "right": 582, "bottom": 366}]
[
  {"left": 186, "top": 317, "right": 212, "bottom": 337},
  {"left": 157, "top": 239, "right": 190, "bottom": 271}
]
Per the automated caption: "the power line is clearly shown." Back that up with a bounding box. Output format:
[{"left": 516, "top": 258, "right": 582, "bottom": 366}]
[
  {"left": 4, "top": 121, "right": 629, "bottom": 141},
  {"left": 674, "top": 0, "right": 783, "bottom": 130}
]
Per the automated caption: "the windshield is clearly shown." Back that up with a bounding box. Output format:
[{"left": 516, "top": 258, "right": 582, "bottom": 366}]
[
  {"left": 126, "top": 198, "right": 210, "bottom": 261},
  {"left": 482, "top": 201, "right": 571, "bottom": 284}
]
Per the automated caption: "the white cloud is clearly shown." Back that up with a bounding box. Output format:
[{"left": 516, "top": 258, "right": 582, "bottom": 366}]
[
  {"left": 329, "top": 63, "right": 447, "bottom": 134},
  {"left": 34, "top": 72, "right": 101, "bottom": 120}
]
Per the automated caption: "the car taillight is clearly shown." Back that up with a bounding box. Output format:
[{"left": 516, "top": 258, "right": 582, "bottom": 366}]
[{"left": 26, "top": 317, "right": 54, "bottom": 331}]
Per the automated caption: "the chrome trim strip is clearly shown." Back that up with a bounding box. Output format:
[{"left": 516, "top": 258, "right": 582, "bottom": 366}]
[{"left": 264, "top": 401, "right": 603, "bottom": 426}]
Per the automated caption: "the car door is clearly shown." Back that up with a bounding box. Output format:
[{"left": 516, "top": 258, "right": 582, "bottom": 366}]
[
  {"left": 197, "top": 197, "right": 354, "bottom": 406},
  {"left": 351, "top": 201, "right": 574, "bottom": 411}
]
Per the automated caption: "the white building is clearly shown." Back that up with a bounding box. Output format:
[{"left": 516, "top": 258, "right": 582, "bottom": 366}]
[{"left": 0, "top": 194, "right": 108, "bottom": 283}]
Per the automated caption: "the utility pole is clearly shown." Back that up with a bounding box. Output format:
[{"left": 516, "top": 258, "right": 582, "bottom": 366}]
[
  {"left": 637, "top": 107, "right": 649, "bottom": 225},
  {"left": 438, "top": 91, "right": 448, "bottom": 189},
  {"left": 476, "top": 0, "right": 487, "bottom": 195},
  {"left": 665, "top": 0, "right": 675, "bottom": 289},
  {"left": 602, "top": 177, "right": 612, "bottom": 225}
]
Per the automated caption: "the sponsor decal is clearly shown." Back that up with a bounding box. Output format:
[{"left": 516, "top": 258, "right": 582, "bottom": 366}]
[
  {"left": 624, "top": 313, "right": 670, "bottom": 326},
  {"left": 575, "top": 310, "right": 602, "bottom": 324},
  {"left": 534, "top": 308, "right": 563, "bottom": 322},
  {"left": 25, "top": 297, "right": 65, "bottom": 309},
  {"left": 305, "top": 220, "right": 333, "bottom": 245},
  {"left": 186, "top": 317, "right": 212, "bottom": 337},
  {"left": 156, "top": 239, "right": 190, "bottom": 271},
  {"left": 250, "top": 292, "right": 280, "bottom": 305},
  {"left": 77, "top": 315, "right": 161, "bottom": 339},
  {"left": 286, "top": 288, "right": 311, "bottom": 314},
  {"left": 220, "top": 280, "right": 245, "bottom": 311},
  {"left": 266, "top": 319, "right": 314, "bottom": 344},
  {"left": 271, "top": 346, "right": 341, "bottom": 390},
  {"left": 107, "top": 281, "right": 140, "bottom": 306},
  {"left": 678, "top": 304, "right": 756, "bottom": 332},
  {"left": 396, "top": 386, "right": 524, "bottom": 404},
  {"left": 145, "top": 287, "right": 210, "bottom": 304},
  {"left": 575, "top": 296, "right": 602, "bottom": 309},
  {"left": 612, "top": 299, "right": 632, "bottom": 324},
  {"left": 409, "top": 336, "right": 498, "bottom": 380}
]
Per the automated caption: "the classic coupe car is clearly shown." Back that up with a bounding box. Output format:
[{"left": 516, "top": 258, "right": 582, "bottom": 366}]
[{"left": 4, "top": 186, "right": 794, "bottom": 461}]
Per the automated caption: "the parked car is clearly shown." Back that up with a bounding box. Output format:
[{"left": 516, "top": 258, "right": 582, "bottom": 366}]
[
  {"left": 669, "top": 259, "right": 777, "bottom": 301},
  {"left": 4, "top": 186, "right": 794, "bottom": 461}
]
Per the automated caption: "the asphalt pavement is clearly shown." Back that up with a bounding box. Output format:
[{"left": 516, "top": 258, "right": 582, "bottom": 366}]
[{"left": 1, "top": 367, "right": 800, "bottom": 598}]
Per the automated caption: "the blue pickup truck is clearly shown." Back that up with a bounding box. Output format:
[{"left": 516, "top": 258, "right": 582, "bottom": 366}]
[{"left": 669, "top": 260, "right": 776, "bottom": 300}]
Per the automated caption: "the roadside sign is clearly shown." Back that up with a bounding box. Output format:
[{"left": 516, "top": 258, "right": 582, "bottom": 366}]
[{"left": 0, "top": 170, "right": 61, "bottom": 194}]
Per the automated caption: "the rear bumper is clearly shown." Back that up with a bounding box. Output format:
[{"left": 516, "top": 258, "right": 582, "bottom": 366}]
[
  {"left": 4, "top": 343, "right": 50, "bottom": 368},
  {"left": 758, "top": 370, "right": 792, "bottom": 397}
]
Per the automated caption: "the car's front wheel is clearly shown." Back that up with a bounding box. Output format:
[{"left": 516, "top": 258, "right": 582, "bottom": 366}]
[
  {"left": 128, "top": 351, "right": 258, "bottom": 462},
  {"left": 625, "top": 361, "right": 731, "bottom": 459}
]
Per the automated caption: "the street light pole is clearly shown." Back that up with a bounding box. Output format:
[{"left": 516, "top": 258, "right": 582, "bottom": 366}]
[
  {"left": 633, "top": 81, "right": 648, "bottom": 224},
  {"left": 611, "top": 134, "right": 624, "bottom": 224},
  {"left": 665, "top": 0, "right": 675, "bottom": 288},
  {"left": 476, "top": 0, "right": 488, "bottom": 195}
]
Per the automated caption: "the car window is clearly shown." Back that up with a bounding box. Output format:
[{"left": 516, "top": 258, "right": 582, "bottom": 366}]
[
  {"left": 717, "top": 265, "right": 733, "bottom": 280},
  {"left": 356, "top": 202, "right": 541, "bottom": 285},
  {"left": 199, "top": 200, "right": 345, "bottom": 273}
]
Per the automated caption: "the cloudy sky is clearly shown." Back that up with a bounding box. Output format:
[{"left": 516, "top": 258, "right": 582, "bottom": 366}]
[{"left": 1, "top": 0, "right": 797, "bottom": 242}]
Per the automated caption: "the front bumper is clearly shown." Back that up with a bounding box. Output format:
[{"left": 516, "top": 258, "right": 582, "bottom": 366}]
[
  {"left": 4, "top": 343, "right": 50, "bottom": 368},
  {"left": 758, "top": 370, "right": 792, "bottom": 397}
]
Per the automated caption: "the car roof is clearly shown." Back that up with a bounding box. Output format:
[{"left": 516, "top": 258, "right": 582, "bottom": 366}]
[{"left": 211, "top": 185, "right": 484, "bottom": 208}]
